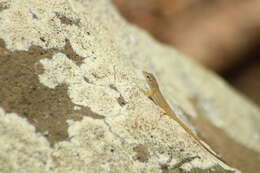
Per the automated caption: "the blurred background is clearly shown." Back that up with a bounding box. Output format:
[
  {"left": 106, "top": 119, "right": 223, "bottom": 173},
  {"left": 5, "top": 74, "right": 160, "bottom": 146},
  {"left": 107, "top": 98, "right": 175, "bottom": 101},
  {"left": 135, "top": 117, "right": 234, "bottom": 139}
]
[{"left": 113, "top": 0, "right": 260, "bottom": 106}]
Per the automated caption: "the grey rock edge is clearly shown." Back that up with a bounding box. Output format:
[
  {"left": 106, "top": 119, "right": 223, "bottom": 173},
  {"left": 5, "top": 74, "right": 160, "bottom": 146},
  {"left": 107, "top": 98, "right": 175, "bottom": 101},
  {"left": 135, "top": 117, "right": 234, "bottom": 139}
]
[{"left": 0, "top": 0, "right": 259, "bottom": 173}]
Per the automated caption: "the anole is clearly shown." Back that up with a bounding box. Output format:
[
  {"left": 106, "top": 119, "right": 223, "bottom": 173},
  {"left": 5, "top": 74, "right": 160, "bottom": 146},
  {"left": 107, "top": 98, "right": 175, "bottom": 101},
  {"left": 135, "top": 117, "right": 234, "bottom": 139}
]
[{"left": 143, "top": 71, "right": 225, "bottom": 162}]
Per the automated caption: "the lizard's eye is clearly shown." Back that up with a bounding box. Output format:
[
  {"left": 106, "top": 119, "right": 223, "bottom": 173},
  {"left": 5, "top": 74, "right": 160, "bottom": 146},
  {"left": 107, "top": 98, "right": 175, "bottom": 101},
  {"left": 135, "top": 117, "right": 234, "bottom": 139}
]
[
  {"left": 146, "top": 75, "right": 152, "bottom": 81},
  {"left": 143, "top": 71, "right": 153, "bottom": 81}
]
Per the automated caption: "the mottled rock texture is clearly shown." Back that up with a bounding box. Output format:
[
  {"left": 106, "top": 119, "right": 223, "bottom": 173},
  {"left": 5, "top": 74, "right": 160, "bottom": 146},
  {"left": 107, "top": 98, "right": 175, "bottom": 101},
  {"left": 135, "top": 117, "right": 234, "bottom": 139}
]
[{"left": 0, "top": 0, "right": 259, "bottom": 173}]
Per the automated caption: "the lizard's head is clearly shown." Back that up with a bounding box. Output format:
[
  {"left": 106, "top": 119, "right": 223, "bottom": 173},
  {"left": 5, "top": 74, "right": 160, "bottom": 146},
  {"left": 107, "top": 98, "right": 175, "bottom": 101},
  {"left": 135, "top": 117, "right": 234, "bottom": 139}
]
[
  {"left": 143, "top": 71, "right": 160, "bottom": 91},
  {"left": 143, "top": 71, "right": 159, "bottom": 87},
  {"left": 143, "top": 71, "right": 155, "bottom": 82}
]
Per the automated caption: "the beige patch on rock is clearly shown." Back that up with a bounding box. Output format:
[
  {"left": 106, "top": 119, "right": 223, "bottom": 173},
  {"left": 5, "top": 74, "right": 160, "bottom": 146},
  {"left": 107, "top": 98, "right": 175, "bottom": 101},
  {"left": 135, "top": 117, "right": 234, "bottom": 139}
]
[
  {"left": 162, "top": 162, "right": 237, "bottom": 173},
  {"left": 55, "top": 12, "right": 81, "bottom": 26},
  {"left": 0, "top": 1, "right": 9, "bottom": 12},
  {"left": 0, "top": 39, "right": 103, "bottom": 145},
  {"left": 133, "top": 144, "right": 151, "bottom": 162}
]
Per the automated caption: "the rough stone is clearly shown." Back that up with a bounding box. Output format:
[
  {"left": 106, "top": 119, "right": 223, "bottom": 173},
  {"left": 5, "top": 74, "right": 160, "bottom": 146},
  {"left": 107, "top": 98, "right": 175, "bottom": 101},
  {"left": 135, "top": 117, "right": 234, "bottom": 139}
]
[{"left": 0, "top": 0, "right": 259, "bottom": 172}]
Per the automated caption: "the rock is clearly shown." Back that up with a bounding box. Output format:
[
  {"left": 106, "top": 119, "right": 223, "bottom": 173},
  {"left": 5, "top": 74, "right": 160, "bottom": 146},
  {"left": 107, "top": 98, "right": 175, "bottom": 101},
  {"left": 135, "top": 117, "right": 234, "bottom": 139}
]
[{"left": 0, "top": 0, "right": 259, "bottom": 173}]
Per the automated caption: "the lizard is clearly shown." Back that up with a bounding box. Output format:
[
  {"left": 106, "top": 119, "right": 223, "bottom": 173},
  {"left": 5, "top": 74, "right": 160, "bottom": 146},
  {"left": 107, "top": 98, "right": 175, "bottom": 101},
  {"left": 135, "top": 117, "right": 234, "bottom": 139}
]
[{"left": 142, "top": 71, "right": 227, "bottom": 163}]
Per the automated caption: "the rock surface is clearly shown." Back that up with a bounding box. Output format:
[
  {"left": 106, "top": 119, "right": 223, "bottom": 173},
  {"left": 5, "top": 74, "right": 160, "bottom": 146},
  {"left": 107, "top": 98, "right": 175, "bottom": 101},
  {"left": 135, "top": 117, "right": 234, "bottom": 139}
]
[{"left": 0, "top": 0, "right": 259, "bottom": 173}]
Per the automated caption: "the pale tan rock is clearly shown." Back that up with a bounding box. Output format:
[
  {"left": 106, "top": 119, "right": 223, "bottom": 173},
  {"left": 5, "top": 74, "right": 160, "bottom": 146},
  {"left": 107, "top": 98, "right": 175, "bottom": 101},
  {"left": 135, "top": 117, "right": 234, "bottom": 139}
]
[{"left": 0, "top": 0, "right": 259, "bottom": 173}]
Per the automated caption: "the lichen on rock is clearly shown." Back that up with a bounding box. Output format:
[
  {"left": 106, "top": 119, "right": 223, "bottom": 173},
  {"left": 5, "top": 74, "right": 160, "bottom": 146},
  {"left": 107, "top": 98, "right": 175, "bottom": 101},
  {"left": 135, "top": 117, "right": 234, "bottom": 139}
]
[{"left": 0, "top": 0, "right": 259, "bottom": 173}]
